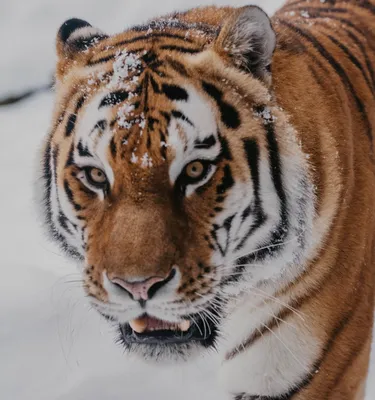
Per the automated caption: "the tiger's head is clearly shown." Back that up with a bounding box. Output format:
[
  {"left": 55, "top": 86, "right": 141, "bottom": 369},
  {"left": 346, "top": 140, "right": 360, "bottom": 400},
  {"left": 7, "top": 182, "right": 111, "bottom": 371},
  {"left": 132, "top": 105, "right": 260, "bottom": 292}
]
[{"left": 38, "top": 6, "right": 315, "bottom": 361}]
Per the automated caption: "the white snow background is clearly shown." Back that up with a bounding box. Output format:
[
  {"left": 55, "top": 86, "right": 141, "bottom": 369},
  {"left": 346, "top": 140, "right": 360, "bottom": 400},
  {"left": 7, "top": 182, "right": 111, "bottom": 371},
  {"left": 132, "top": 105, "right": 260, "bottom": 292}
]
[{"left": 0, "top": 0, "right": 374, "bottom": 399}]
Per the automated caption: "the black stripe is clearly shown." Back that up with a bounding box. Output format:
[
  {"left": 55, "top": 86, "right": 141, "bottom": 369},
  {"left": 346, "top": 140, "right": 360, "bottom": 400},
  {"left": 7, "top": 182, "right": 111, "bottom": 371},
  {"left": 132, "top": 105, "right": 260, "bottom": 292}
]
[
  {"left": 65, "top": 96, "right": 86, "bottom": 137},
  {"left": 159, "top": 45, "right": 200, "bottom": 54},
  {"left": 64, "top": 179, "right": 82, "bottom": 211},
  {"left": 58, "top": 212, "right": 73, "bottom": 235},
  {"left": 94, "top": 119, "right": 107, "bottom": 131},
  {"left": 76, "top": 95, "right": 86, "bottom": 111},
  {"left": 344, "top": 29, "right": 375, "bottom": 91},
  {"left": 160, "top": 111, "right": 171, "bottom": 124},
  {"left": 235, "top": 395, "right": 290, "bottom": 400},
  {"left": 266, "top": 121, "right": 287, "bottom": 209},
  {"left": 219, "top": 136, "right": 233, "bottom": 160},
  {"left": 279, "top": 20, "right": 373, "bottom": 143},
  {"left": 171, "top": 110, "right": 194, "bottom": 126},
  {"left": 110, "top": 137, "right": 117, "bottom": 158},
  {"left": 87, "top": 54, "right": 116, "bottom": 65},
  {"left": 162, "top": 84, "right": 188, "bottom": 101},
  {"left": 325, "top": 33, "right": 374, "bottom": 94},
  {"left": 150, "top": 75, "right": 160, "bottom": 93},
  {"left": 77, "top": 141, "right": 93, "bottom": 158},
  {"left": 202, "top": 81, "right": 240, "bottom": 129},
  {"left": 140, "top": 72, "right": 150, "bottom": 113},
  {"left": 65, "top": 114, "right": 76, "bottom": 137},
  {"left": 42, "top": 140, "right": 53, "bottom": 229},
  {"left": 244, "top": 140, "right": 261, "bottom": 204},
  {"left": 50, "top": 145, "right": 82, "bottom": 259},
  {"left": 194, "top": 135, "right": 216, "bottom": 149},
  {"left": 216, "top": 165, "right": 234, "bottom": 195},
  {"left": 236, "top": 118, "right": 288, "bottom": 262},
  {"left": 234, "top": 139, "right": 267, "bottom": 253},
  {"left": 282, "top": 6, "right": 348, "bottom": 14},
  {"left": 147, "top": 116, "right": 159, "bottom": 130},
  {"left": 211, "top": 215, "right": 235, "bottom": 257},
  {"left": 99, "top": 91, "right": 129, "bottom": 108},
  {"left": 280, "top": 4, "right": 375, "bottom": 46},
  {"left": 241, "top": 204, "right": 252, "bottom": 220},
  {"left": 166, "top": 58, "right": 189, "bottom": 76},
  {"left": 141, "top": 50, "right": 158, "bottom": 65},
  {"left": 52, "top": 146, "right": 59, "bottom": 198},
  {"left": 308, "top": 14, "right": 375, "bottom": 90},
  {"left": 160, "top": 130, "right": 168, "bottom": 159},
  {"left": 65, "top": 143, "right": 75, "bottom": 167},
  {"left": 114, "top": 32, "right": 194, "bottom": 47},
  {"left": 346, "top": 0, "right": 375, "bottom": 14}
]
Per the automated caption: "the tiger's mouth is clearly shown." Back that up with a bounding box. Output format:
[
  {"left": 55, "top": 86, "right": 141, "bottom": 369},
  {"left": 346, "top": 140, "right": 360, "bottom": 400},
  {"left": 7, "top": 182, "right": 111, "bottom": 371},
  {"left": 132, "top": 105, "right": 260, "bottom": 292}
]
[{"left": 119, "top": 313, "right": 218, "bottom": 346}]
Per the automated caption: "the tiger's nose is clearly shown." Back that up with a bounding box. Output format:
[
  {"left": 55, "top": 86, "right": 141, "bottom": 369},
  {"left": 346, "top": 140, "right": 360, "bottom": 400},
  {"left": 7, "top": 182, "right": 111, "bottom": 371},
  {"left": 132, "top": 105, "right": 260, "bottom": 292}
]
[{"left": 110, "top": 268, "right": 176, "bottom": 301}]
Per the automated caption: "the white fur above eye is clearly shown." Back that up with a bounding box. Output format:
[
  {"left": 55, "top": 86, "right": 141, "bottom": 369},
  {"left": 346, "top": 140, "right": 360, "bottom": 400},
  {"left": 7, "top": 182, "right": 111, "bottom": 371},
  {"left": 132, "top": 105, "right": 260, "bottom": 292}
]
[
  {"left": 74, "top": 92, "right": 115, "bottom": 187},
  {"left": 168, "top": 85, "right": 221, "bottom": 185}
]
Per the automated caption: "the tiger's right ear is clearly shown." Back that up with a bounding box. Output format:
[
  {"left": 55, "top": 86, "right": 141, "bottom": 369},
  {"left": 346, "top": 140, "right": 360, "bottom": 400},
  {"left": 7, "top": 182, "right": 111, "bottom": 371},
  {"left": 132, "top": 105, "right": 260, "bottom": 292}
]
[
  {"left": 56, "top": 18, "right": 108, "bottom": 60},
  {"left": 214, "top": 6, "right": 276, "bottom": 80}
]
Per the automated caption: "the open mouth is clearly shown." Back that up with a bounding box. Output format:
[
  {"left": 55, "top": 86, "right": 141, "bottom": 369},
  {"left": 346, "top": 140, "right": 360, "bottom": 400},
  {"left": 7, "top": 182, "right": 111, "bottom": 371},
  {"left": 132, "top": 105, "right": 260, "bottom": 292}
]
[{"left": 119, "top": 313, "right": 218, "bottom": 346}]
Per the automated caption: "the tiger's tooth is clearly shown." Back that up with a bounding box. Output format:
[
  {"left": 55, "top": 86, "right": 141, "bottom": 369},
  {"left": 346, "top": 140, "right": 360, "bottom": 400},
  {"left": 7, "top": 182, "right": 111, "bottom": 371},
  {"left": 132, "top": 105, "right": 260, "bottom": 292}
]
[
  {"left": 129, "top": 317, "right": 148, "bottom": 333},
  {"left": 179, "top": 320, "right": 191, "bottom": 332}
]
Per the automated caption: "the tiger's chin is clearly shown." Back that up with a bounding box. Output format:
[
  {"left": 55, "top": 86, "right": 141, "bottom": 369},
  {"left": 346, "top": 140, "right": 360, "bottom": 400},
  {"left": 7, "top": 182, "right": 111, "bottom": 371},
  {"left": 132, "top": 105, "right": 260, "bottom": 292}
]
[{"left": 116, "top": 312, "right": 219, "bottom": 362}]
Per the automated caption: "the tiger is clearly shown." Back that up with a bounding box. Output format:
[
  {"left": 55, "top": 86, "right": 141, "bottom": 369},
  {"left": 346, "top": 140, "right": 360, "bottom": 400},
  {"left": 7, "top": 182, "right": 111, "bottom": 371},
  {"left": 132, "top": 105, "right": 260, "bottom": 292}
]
[{"left": 36, "top": 0, "right": 375, "bottom": 399}]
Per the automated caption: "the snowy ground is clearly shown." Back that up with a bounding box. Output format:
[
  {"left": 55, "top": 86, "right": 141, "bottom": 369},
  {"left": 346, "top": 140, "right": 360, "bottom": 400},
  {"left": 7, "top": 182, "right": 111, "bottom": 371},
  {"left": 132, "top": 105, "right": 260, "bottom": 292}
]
[{"left": 0, "top": 0, "right": 374, "bottom": 399}]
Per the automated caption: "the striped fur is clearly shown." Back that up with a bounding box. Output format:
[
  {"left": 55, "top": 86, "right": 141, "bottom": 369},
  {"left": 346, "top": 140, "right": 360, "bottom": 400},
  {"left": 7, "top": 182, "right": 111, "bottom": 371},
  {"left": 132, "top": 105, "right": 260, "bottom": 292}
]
[{"left": 36, "top": 2, "right": 375, "bottom": 399}]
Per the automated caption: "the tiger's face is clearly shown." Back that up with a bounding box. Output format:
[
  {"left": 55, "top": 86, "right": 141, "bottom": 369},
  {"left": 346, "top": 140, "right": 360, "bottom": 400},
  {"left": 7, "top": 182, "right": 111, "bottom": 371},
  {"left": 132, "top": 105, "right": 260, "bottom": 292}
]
[{"left": 39, "top": 6, "right": 315, "bottom": 360}]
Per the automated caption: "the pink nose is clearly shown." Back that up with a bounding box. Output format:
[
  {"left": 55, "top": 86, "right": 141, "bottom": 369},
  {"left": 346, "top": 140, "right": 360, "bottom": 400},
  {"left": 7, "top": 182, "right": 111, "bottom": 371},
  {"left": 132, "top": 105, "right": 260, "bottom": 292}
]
[{"left": 110, "top": 269, "right": 176, "bottom": 301}]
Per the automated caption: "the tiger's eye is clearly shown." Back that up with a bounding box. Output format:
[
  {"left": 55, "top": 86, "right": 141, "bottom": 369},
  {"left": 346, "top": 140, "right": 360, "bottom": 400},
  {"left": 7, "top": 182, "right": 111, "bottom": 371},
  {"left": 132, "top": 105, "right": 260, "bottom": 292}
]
[
  {"left": 186, "top": 161, "right": 205, "bottom": 179},
  {"left": 87, "top": 167, "right": 107, "bottom": 184}
]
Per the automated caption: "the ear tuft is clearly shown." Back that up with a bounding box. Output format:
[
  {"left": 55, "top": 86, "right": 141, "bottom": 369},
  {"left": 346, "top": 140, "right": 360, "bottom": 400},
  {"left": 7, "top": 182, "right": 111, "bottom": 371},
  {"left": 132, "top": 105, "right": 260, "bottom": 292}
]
[
  {"left": 215, "top": 6, "right": 276, "bottom": 79},
  {"left": 57, "top": 18, "right": 108, "bottom": 57}
]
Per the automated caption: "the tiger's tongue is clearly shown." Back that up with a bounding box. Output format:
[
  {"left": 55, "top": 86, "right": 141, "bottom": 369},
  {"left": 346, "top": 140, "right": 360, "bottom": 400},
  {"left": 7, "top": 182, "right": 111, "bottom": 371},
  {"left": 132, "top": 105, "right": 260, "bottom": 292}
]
[{"left": 129, "top": 316, "right": 191, "bottom": 333}]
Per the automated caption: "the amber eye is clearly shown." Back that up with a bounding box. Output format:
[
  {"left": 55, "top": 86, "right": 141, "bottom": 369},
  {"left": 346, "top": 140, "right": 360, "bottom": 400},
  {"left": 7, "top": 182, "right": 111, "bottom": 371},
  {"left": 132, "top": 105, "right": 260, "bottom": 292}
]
[
  {"left": 185, "top": 161, "right": 205, "bottom": 179},
  {"left": 84, "top": 167, "right": 108, "bottom": 188}
]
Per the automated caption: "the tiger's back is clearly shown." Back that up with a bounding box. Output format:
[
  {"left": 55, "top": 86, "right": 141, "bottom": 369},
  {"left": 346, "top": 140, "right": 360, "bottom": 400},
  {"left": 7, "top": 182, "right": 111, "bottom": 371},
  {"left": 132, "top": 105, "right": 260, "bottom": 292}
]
[{"left": 272, "top": 2, "right": 375, "bottom": 398}]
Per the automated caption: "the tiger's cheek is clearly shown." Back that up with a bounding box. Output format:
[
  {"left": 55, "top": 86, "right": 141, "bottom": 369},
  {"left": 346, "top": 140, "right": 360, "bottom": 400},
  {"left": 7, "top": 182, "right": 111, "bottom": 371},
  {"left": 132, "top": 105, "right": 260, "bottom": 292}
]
[
  {"left": 82, "top": 264, "right": 108, "bottom": 302},
  {"left": 175, "top": 238, "right": 217, "bottom": 302}
]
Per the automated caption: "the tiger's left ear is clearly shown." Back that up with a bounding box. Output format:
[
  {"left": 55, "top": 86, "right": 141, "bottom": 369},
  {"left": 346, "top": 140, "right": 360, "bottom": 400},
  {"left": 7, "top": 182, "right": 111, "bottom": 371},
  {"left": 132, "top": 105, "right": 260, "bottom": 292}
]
[
  {"left": 56, "top": 18, "right": 108, "bottom": 60},
  {"left": 214, "top": 6, "right": 276, "bottom": 79}
]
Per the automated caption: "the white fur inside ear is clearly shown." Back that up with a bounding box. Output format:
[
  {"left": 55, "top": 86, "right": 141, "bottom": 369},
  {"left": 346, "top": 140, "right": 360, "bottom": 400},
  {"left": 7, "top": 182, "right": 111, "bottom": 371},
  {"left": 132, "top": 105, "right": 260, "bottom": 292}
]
[
  {"left": 67, "top": 26, "right": 105, "bottom": 44},
  {"left": 222, "top": 6, "right": 276, "bottom": 74}
]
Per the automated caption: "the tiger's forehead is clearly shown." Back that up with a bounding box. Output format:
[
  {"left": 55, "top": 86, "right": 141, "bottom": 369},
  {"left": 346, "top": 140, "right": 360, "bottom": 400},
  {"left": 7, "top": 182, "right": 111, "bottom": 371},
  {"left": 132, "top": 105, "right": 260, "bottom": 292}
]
[
  {"left": 67, "top": 45, "right": 222, "bottom": 180},
  {"left": 85, "top": 21, "right": 216, "bottom": 67}
]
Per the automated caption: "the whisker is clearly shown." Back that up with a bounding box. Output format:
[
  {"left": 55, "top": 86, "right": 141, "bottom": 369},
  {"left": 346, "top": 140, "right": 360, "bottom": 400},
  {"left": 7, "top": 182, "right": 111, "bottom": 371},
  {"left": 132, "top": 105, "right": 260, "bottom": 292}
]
[
  {"left": 259, "top": 322, "right": 308, "bottom": 372},
  {"left": 219, "top": 287, "right": 305, "bottom": 322}
]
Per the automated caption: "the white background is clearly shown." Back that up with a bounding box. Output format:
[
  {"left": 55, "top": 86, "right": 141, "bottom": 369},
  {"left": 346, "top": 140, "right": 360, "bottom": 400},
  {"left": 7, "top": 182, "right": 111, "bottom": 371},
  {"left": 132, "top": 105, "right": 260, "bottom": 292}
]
[{"left": 0, "top": 0, "right": 374, "bottom": 399}]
